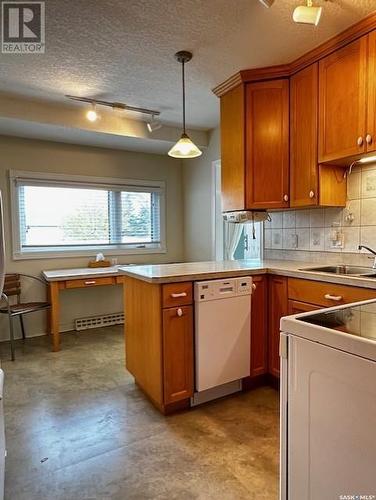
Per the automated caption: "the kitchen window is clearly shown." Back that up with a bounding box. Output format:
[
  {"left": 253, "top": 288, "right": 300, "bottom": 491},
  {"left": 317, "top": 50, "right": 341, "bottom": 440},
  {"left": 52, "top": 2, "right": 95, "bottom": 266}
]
[{"left": 10, "top": 170, "right": 166, "bottom": 259}]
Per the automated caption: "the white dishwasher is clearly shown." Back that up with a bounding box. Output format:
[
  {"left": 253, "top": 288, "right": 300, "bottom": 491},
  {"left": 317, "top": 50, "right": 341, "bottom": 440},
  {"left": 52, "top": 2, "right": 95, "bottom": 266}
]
[{"left": 193, "top": 277, "right": 252, "bottom": 404}]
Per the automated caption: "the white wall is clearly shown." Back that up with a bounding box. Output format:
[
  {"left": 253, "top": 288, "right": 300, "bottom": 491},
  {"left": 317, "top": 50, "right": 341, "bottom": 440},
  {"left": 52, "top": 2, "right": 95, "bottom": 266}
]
[
  {"left": 182, "top": 127, "right": 220, "bottom": 261},
  {"left": 0, "top": 136, "right": 184, "bottom": 341}
]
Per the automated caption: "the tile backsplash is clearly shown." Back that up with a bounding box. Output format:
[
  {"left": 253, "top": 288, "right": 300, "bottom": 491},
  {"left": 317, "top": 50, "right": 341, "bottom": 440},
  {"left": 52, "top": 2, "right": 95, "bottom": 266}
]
[{"left": 264, "top": 163, "right": 376, "bottom": 259}]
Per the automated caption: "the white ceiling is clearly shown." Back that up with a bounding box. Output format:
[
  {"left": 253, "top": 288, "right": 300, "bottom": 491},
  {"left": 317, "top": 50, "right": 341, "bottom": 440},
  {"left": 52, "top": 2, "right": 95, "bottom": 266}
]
[{"left": 0, "top": 0, "right": 375, "bottom": 130}]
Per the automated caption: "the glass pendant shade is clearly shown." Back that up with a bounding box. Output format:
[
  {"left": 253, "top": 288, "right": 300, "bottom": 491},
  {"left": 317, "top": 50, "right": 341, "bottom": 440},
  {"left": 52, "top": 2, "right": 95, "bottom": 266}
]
[{"left": 168, "top": 133, "right": 202, "bottom": 158}]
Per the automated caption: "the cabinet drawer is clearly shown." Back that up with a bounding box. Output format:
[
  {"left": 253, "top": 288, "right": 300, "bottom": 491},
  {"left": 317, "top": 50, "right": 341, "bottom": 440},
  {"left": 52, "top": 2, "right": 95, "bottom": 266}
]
[
  {"left": 288, "top": 278, "right": 376, "bottom": 308},
  {"left": 162, "top": 282, "right": 193, "bottom": 308},
  {"left": 65, "top": 277, "right": 115, "bottom": 289},
  {"left": 288, "top": 300, "right": 320, "bottom": 315}
]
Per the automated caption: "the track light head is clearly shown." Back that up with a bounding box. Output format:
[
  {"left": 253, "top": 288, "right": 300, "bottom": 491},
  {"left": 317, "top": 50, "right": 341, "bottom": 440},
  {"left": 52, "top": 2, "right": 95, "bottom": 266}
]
[
  {"left": 258, "top": 0, "right": 275, "bottom": 7},
  {"left": 293, "top": 1, "right": 323, "bottom": 26},
  {"left": 86, "top": 103, "right": 99, "bottom": 122},
  {"left": 147, "top": 115, "right": 162, "bottom": 133}
]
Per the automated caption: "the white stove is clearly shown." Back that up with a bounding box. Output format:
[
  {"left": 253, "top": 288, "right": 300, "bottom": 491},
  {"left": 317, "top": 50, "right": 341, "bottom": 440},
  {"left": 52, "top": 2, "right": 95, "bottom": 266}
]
[{"left": 280, "top": 299, "right": 376, "bottom": 500}]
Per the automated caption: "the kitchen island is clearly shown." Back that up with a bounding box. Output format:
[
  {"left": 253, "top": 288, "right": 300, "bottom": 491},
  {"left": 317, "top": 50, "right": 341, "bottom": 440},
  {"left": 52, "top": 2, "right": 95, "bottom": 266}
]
[{"left": 120, "top": 260, "right": 376, "bottom": 414}]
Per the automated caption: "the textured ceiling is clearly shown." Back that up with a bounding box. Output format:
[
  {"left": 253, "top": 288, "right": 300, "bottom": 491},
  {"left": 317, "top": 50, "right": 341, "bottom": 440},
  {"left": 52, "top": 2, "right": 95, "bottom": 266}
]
[{"left": 0, "top": 0, "right": 375, "bottom": 130}]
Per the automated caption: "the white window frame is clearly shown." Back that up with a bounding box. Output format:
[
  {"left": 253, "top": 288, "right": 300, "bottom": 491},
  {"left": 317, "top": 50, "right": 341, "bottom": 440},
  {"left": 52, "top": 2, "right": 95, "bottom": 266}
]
[{"left": 10, "top": 170, "right": 167, "bottom": 260}]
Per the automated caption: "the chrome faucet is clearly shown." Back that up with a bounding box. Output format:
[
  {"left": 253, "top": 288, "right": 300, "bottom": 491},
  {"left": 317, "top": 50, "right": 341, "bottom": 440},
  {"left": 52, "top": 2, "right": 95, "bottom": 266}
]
[{"left": 358, "top": 245, "right": 376, "bottom": 269}]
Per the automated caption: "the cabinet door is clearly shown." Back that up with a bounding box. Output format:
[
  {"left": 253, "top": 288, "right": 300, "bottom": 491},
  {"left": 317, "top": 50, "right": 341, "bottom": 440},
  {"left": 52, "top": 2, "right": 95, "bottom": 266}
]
[
  {"left": 367, "top": 30, "right": 376, "bottom": 153},
  {"left": 220, "top": 85, "right": 246, "bottom": 211},
  {"left": 162, "top": 305, "right": 194, "bottom": 405},
  {"left": 288, "top": 300, "right": 319, "bottom": 315},
  {"left": 245, "top": 80, "right": 289, "bottom": 209},
  {"left": 319, "top": 37, "right": 367, "bottom": 163},
  {"left": 290, "top": 64, "right": 318, "bottom": 207},
  {"left": 268, "top": 276, "right": 288, "bottom": 378},
  {"left": 250, "top": 275, "right": 268, "bottom": 377}
]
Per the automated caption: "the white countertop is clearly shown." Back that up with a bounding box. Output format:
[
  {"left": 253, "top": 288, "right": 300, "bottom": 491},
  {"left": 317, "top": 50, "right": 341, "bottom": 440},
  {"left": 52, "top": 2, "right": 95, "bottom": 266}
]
[
  {"left": 118, "top": 259, "right": 376, "bottom": 289},
  {"left": 41, "top": 259, "right": 376, "bottom": 289}
]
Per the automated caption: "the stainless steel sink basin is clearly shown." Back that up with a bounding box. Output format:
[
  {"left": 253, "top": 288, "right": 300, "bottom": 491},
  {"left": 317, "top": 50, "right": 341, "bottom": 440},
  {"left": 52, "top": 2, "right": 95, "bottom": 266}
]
[{"left": 300, "top": 265, "right": 376, "bottom": 276}]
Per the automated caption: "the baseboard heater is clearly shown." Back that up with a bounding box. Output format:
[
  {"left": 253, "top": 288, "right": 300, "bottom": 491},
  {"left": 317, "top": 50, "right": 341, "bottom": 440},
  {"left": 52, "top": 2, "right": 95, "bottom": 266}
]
[{"left": 75, "top": 312, "right": 124, "bottom": 331}]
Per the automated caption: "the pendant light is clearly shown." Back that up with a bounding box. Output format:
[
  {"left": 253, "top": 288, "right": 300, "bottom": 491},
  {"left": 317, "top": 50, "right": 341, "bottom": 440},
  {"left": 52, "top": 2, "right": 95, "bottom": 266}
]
[{"left": 168, "top": 51, "right": 202, "bottom": 159}]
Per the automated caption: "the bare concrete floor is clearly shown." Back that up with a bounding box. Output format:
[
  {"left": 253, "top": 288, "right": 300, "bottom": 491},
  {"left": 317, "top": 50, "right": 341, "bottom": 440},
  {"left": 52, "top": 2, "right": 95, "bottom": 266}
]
[{"left": 1, "top": 327, "right": 279, "bottom": 500}]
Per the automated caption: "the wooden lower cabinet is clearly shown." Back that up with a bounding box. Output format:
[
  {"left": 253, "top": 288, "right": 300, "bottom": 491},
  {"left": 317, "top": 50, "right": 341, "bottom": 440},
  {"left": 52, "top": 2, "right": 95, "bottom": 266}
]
[
  {"left": 162, "top": 306, "right": 194, "bottom": 405},
  {"left": 124, "top": 277, "right": 194, "bottom": 414},
  {"left": 250, "top": 275, "right": 268, "bottom": 377},
  {"left": 288, "top": 300, "right": 319, "bottom": 315},
  {"left": 268, "top": 276, "right": 288, "bottom": 378},
  {"left": 125, "top": 273, "right": 376, "bottom": 409},
  {"left": 288, "top": 277, "right": 376, "bottom": 307}
]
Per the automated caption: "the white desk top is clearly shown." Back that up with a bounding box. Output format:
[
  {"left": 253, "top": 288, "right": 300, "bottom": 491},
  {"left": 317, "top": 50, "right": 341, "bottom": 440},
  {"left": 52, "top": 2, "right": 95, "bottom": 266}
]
[{"left": 42, "top": 265, "right": 125, "bottom": 282}]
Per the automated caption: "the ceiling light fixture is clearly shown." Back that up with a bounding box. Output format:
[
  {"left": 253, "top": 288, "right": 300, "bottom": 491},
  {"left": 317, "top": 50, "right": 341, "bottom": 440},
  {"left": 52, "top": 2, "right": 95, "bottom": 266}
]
[
  {"left": 168, "top": 51, "right": 202, "bottom": 159},
  {"left": 66, "top": 95, "right": 160, "bottom": 125},
  {"left": 293, "top": 0, "right": 322, "bottom": 26},
  {"left": 86, "top": 103, "right": 99, "bottom": 122},
  {"left": 147, "top": 114, "right": 162, "bottom": 133}
]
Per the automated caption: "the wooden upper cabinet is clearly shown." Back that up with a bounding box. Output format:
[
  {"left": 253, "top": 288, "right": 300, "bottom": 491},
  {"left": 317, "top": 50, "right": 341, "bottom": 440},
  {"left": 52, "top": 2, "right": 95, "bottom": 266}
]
[
  {"left": 220, "top": 79, "right": 289, "bottom": 211},
  {"left": 367, "top": 30, "right": 376, "bottom": 153},
  {"left": 220, "top": 85, "right": 245, "bottom": 212},
  {"left": 291, "top": 64, "right": 346, "bottom": 208},
  {"left": 319, "top": 36, "right": 368, "bottom": 163},
  {"left": 290, "top": 64, "right": 319, "bottom": 207},
  {"left": 245, "top": 79, "right": 289, "bottom": 209}
]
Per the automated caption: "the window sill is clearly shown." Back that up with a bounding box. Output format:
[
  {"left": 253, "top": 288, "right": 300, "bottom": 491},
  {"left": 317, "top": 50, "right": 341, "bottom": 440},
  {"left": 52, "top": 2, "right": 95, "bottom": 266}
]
[{"left": 12, "top": 246, "right": 167, "bottom": 261}]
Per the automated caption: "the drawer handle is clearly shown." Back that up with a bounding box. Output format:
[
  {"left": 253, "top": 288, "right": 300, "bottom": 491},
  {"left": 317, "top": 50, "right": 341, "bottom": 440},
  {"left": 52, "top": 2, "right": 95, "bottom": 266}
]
[
  {"left": 177, "top": 308, "right": 183, "bottom": 317},
  {"left": 84, "top": 280, "right": 97, "bottom": 285},
  {"left": 171, "top": 292, "right": 187, "bottom": 298},
  {"left": 324, "top": 293, "right": 343, "bottom": 302}
]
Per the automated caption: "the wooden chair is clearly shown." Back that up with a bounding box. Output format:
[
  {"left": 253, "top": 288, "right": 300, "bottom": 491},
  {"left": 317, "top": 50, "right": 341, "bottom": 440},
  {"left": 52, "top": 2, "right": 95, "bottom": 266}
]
[{"left": 0, "top": 274, "right": 50, "bottom": 361}]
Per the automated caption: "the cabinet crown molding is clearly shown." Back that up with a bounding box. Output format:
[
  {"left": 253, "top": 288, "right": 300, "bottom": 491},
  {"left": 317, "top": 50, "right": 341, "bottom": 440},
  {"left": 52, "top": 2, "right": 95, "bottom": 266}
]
[{"left": 213, "top": 10, "right": 376, "bottom": 97}]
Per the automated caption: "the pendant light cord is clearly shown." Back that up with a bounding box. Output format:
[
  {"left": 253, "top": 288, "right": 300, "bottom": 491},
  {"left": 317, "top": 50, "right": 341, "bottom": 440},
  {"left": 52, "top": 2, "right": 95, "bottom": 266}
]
[{"left": 182, "top": 59, "right": 186, "bottom": 134}]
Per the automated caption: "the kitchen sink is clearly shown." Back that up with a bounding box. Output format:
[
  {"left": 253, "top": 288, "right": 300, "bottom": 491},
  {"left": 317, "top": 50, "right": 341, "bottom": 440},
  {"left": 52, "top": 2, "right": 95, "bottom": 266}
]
[{"left": 300, "top": 265, "right": 376, "bottom": 277}]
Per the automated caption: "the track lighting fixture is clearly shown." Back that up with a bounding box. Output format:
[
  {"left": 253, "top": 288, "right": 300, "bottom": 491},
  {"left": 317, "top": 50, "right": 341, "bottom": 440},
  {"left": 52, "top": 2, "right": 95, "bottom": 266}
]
[
  {"left": 258, "top": 0, "right": 327, "bottom": 26},
  {"left": 66, "top": 95, "right": 160, "bottom": 124},
  {"left": 293, "top": 0, "right": 323, "bottom": 26},
  {"left": 147, "top": 115, "right": 162, "bottom": 133},
  {"left": 168, "top": 51, "right": 202, "bottom": 159}
]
